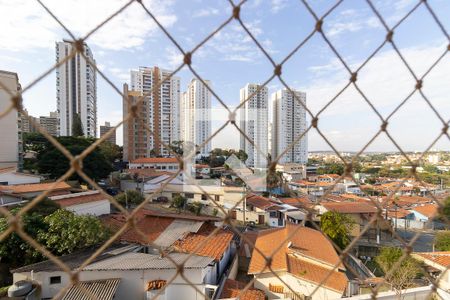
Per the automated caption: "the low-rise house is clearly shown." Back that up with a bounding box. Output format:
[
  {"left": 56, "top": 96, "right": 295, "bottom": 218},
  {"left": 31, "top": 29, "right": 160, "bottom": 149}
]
[
  {"left": 129, "top": 157, "right": 180, "bottom": 173},
  {"left": 317, "top": 202, "right": 378, "bottom": 237},
  {"left": 410, "top": 204, "right": 438, "bottom": 222},
  {"left": 233, "top": 195, "right": 308, "bottom": 227},
  {"left": 12, "top": 244, "right": 217, "bottom": 300},
  {"left": 0, "top": 166, "right": 41, "bottom": 185},
  {"left": 0, "top": 181, "right": 71, "bottom": 207},
  {"left": 49, "top": 190, "right": 111, "bottom": 216},
  {"left": 275, "top": 163, "right": 306, "bottom": 183},
  {"left": 192, "top": 164, "right": 211, "bottom": 176},
  {"left": 248, "top": 224, "right": 348, "bottom": 300},
  {"left": 102, "top": 210, "right": 233, "bottom": 285},
  {"left": 412, "top": 252, "right": 450, "bottom": 291}
]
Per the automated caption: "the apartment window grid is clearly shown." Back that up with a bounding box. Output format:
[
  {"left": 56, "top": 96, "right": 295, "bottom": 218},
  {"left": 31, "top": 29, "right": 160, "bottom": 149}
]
[{"left": 0, "top": 1, "right": 448, "bottom": 300}]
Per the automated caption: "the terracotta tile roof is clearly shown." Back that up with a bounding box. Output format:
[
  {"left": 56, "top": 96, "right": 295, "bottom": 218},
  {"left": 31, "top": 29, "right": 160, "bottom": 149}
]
[
  {"left": 101, "top": 211, "right": 174, "bottom": 244},
  {"left": 172, "top": 223, "right": 233, "bottom": 261},
  {"left": 287, "top": 255, "right": 348, "bottom": 293},
  {"left": 219, "top": 279, "right": 265, "bottom": 300},
  {"left": 248, "top": 224, "right": 343, "bottom": 275},
  {"left": 50, "top": 191, "right": 107, "bottom": 207},
  {"left": 279, "top": 197, "right": 313, "bottom": 208},
  {"left": 322, "top": 202, "right": 377, "bottom": 214},
  {"left": 0, "top": 181, "right": 71, "bottom": 194},
  {"left": 194, "top": 164, "right": 209, "bottom": 168},
  {"left": 413, "top": 252, "right": 450, "bottom": 269},
  {"left": 411, "top": 204, "right": 438, "bottom": 218},
  {"left": 386, "top": 208, "right": 413, "bottom": 219},
  {"left": 246, "top": 194, "right": 274, "bottom": 210},
  {"left": 131, "top": 157, "right": 179, "bottom": 164}
]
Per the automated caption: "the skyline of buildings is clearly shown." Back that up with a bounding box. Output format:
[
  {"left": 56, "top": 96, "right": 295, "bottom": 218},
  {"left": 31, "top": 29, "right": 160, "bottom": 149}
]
[
  {"left": 20, "top": 110, "right": 59, "bottom": 137},
  {"left": 56, "top": 40, "right": 97, "bottom": 138},
  {"left": 3, "top": 40, "right": 310, "bottom": 168}
]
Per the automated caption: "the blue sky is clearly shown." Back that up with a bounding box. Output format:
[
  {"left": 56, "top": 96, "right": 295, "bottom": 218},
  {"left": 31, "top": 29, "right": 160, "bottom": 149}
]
[{"left": 1, "top": 0, "right": 449, "bottom": 152}]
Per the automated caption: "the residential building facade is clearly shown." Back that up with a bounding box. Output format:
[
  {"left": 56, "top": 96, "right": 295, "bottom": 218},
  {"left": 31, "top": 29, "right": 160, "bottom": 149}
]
[
  {"left": 181, "top": 78, "right": 212, "bottom": 156},
  {"left": 0, "top": 70, "right": 22, "bottom": 169},
  {"left": 56, "top": 40, "right": 97, "bottom": 137},
  {"left": 39, "top": 111, "right": 59, "bottom": 136},
  {"left": 129, "top": 66, "right": 180, "bottom": 156},
  {"left": 239, "top": 84, "right": 269, "bottom": 168},
  {"left": 272, "top": 88, "right": 307, "bottom": 164},
  {"left": 100, "top": 121, "right": 116, "bottom": 145},
  {"left": 123, "top": 84, "right": 147, "bottom": 161}
]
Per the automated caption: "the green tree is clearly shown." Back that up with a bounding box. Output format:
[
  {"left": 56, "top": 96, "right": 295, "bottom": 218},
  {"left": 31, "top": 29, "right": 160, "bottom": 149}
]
[
  {"left": 72, "top": 113, "right": 84, "bottom": 137},
  {"left": 375, "top": 247, "right": 421, "bottom": 294},
  {"left": 115, "top": 190, "right": 145, "bottom": 207},
  {"left": 38, "top": 209, "right": 109, "bottom": 255},
  {"left": 237, "top": 150, "right": 248, "bottom": 162},
  {"left": 37, "top": 136, "right": 113, "bottom": 181},
  {"left": 99, "top": 141, "right": 121, "bottom": 164},
  {"left": 435, "top": 231, "right": 450, "bottom": 251},
  {"left": 320, "top": 211, "right": 354, "bottom": 249},
  {"left": 188, "top": 202, "right": 203, "bottom": 215},
  {"left": 168, "top": 141, "right": 184, "bottom": 156},
  {"left": 27, "top": 197, "right": 61, "bottom": 216},
  {"left": 0, "top": 210, "right": 46, "bottom": 267},
  {"left": 171, "top": 194, "right": 186, "bottom": 212},
  {"left": 317, "top": 163, "right": 344, "bottom": 175}
]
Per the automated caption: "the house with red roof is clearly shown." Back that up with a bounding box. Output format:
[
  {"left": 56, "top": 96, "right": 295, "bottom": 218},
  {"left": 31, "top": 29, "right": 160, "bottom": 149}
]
[
  {"left": 101, "top": 209, "right": 234, "bottom": 285},
  {"left": 49, "top": 190, "right": 110, "bottom": 216},
  {"left": 248, "top": 224, "right": 348, "bottom": 300}
]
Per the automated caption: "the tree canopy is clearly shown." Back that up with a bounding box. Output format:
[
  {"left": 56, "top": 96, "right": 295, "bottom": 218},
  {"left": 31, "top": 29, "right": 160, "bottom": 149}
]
[
  {"left": 36, "top": 136, "right": 113, "bottom": 181},
  {"left": 435, "top": 231, "right": 450, "bottom": 251},
  {"left": 375, "top": 247, "right": 421, "bottom": 293},
  {"left": 71, "top": 113, "right": 84, "bottom": 137},
  {"left": 320, "top": 211, "right": 354, "bottom": 249},
  {"left": 115, "top": 190, "right": 145, "bottom": 208},
  {"left": 38, "top": 209, "right": 109, "bottom": 255}
]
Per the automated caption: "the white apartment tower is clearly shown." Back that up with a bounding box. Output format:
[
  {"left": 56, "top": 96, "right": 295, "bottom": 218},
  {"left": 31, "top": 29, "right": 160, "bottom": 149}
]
[
  {"left": 239, "top": 84, "right": 269, "bottom": 168},
  {"left": 0, "top": 70, "right": 22, "bottom": 169},
  {"left": 56, "top": 40, "right": 97, "bottom": 137},
  {"left": 272, "top": 89, "right": 308, "bottom": 164},
  {"left": 181, "top": 78, "right": 212, "bottom": 156},
  {"left": 130, "top": 67, "right": 180, "bottom": 156}
]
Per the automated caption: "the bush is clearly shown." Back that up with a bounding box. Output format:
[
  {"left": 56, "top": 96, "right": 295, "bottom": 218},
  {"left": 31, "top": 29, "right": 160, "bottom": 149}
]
[{"left": 115, "top": 190, "right": 145, "bottom": 207}]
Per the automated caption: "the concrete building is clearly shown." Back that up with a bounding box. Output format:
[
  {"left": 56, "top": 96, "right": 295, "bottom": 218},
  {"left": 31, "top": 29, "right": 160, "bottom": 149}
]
[
  {"left": 20, "top": 110, "right": 58, "bottom": 136},
  {"left": 0, "top": 70, "right": 22, "bottom": 169},
  {"left": 39, "top": 111, "right": 59, "bottom": 136},
  {"left": 123, "top": 84, "right": 147, "bottom": 161},
  {"left": 129, "top": 66, "right": 180, "bottom": 156},
  {"left": 181, "top": 78, "right": 212, "bottom": 156},
  {"left": 239, "top": 84, "right": 269, "bottom": 168},
  {"left": 56, "top": 40, "right": 97, "bottom": 137},
  {"left": 100, "top": 121, "right": 116, "bottom": 145},
  {"left": 272, "top": 89, "right": 307, "bottom": 164}
]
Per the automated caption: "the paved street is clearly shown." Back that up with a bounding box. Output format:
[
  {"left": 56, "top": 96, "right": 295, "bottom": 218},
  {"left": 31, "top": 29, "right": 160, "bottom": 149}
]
[{"left": 396, "top": 230, "right": 436, "bottom": 252}]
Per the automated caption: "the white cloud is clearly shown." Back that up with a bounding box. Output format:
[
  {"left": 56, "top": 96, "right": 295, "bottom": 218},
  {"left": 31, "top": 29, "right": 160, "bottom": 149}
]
[
  {"left": 325, "top": 8, "right": 381, "bottom": 38},
  {"left": 193, "top": 7, "right": 219, "bottom": 18},
  {"left": 0, "top": 0, "right": 177, "bottom": 52},
  {"left": 302, "top": 41, "right": 449, "bottom": 151},
  {"left": 271, "top": 0, "right": 288, "bottom": 13}
]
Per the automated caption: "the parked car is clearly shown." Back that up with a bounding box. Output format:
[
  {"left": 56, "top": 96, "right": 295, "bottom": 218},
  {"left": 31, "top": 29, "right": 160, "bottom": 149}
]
[{"left": 153, "top": 196, "right": 169, "bottom": 203}]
